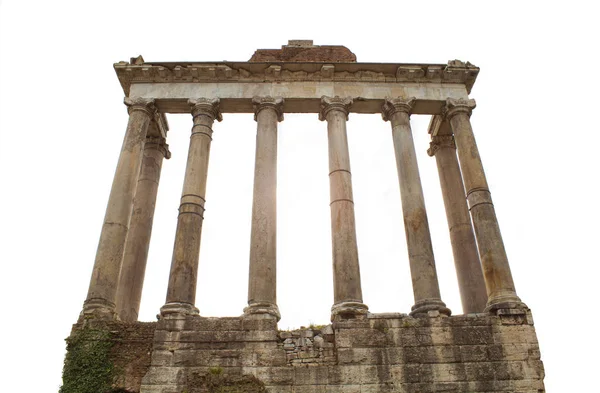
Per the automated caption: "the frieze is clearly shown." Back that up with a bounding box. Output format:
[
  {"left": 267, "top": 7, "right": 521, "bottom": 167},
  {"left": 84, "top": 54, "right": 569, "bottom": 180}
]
[{"left": 114, "top": 59, "right": 479, "bottom": 96}]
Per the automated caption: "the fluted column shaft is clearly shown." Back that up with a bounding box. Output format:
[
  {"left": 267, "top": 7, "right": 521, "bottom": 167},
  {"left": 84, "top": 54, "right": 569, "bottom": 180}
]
[
  {"left": 445, "top": 98, "right": 525, "bottom": 312},
  {"left": 83, "top": 97, "right": 156, "bottom": 319},
  {"left": 382, "top": 97, "right": 450, "bottom": 316},
  {"left": 161, "top": 98, "right": 222, "bottom": 317},
  {"left": 428, "top": 135, "right": 487, "bottom": 313},
  {"left": 244, "top": 96, "right": 283, "bottom": 321},
  {"left": 116, "top": 137, "right": 171, "bottom": 321},
  {"left": 320, "top": 96, "right": 368, "bottom": 321}
]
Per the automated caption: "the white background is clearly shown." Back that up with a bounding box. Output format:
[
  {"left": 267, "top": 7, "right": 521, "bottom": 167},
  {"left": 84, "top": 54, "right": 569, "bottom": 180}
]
[{"left": 0, "top": 0, "right": 598, "bottom": 391}]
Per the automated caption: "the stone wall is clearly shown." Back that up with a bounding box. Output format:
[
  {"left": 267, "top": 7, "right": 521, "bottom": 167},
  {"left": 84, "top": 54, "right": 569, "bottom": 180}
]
[{"left": 63, "top": 311, "right": 544, "bottom": 392}]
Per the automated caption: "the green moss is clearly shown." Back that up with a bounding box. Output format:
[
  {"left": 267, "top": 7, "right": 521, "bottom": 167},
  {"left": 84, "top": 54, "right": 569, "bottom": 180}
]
[
  {"left": 59, "top": 328, "right": 123, "bottom": 393},
  {"left": 209, "top": 366, "right": 223, "bottom": 375}
]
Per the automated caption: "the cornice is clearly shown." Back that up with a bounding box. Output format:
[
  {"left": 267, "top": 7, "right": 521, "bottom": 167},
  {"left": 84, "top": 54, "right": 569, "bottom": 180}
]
[{"left": 114, "top": 59, "right": 479, "bottom": 96}]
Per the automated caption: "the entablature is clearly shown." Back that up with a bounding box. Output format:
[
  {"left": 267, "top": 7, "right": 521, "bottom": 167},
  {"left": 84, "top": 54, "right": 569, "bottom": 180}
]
[{"left": 115, "top": 59, "right": 479, "bottom": 105}]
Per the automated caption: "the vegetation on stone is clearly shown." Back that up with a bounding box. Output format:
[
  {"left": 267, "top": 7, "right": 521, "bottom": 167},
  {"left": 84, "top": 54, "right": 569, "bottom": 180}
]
[{"left": 59, "top": 328, "right": 124, "bottom": 393}]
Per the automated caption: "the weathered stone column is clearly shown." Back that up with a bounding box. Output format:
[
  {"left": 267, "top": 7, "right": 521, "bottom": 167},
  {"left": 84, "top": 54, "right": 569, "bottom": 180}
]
[
  {"left": 243, "top": 96, "right": 283, "bottom": 321},
  {"left": 382, "top": 97, "right": 450, "bottom": 316},
  {"left": 428, "top": 135, "right": 487, "bottom": 313},
  {"left": 116, "top": 136, "right": 171, "bottom": 321},
  {"left": 161, "top": 98, "right": 222, "bottom": 317},
  {"left": 320, "top": 96, "right": 368, "bottom": 321},
  {"left": 445, "top": 98, "right": 526, "bottom": 312},
  {"left": 83, "top": 97, "right": 156, "bottom": 319}
]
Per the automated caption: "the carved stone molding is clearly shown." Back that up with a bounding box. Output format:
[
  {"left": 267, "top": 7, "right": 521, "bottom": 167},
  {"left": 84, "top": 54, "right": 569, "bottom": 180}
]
[
  {"left": 381, "top": 97, "right": 416, "bottom": 122},
  {"left": 427, "top": 135, "right": 456, "bottom": 157},
  {"left": 319, "top": 96, "right": 353, "bottom": 121},
  {"left": 124, "top": 97, "right": 156, "bottom": 116},
  {"left": 188, "top": 98, "right": 223, "bottom": 122},
  {"left": 444, "top": 98, "right": 477, "bottom": 119},
  {"left": 252, "top": 96, "right": 284, "bottom": 122},
  {"left": 114, "top": 60, "right": 479, "bottom": 96},
  {"left": 145, "top": 136, "right": 172, "bottom": 159}
]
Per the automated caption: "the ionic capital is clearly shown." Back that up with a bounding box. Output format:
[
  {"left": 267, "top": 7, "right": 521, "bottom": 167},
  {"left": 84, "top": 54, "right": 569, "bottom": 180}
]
[
  {"left": 381, "top": 96, "right": 416, "bottom": 122},
  {"left": 188, "top": 98, "right": 223, "bottom": 122},
  {"left": 252, "top": 96, "right": 284, "bottom": 122},
  {"left": 444, "top": 98, "right": 476, "bottom": 119},
  {"left": 145, "top": 136, "right": 172, "bottom": 159},
  {"left": 124, "top": 97, "right": 156, "bottom": 116},
  {"left": 427, "top": 135, "right": 456, "bottom": 156},
  {"left": 319, "top": 96, "right": 353, "bottom": 121}
]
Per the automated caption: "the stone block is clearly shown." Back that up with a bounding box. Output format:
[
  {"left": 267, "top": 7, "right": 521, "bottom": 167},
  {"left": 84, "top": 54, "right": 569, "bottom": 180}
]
[
  {"left": 294, "top": 365, "right": 329, "bottom": 385},
  {"left": 141, "top": 367, "right": 184, "bottom": 385},
  {"left": 332, "top": 319, "right": 370, "bottom": 330},
  {"left": 150, "top": 349, "right": 174, "bottom": 366},
  {"left": 358, "top": 383, "right": 396, "bottom": 393},
  {"left": 404, "top": 345, "right": 461, "bottom": 364},
  {"left": 323, "top": 385, "right": 361, "bottom": 393},
  {"left": 335, "top": 328, "right": 390, "bottom": 348},
  {"left": 251, "top": 348, "right": 288, "bottom": 367},
  {"left": 266, "top": 386, "right": 292, "bottom": 393},
  {"left": 250, "top": 366, "right": 294, "bottom": 385},
  {"left": 242, "top": 317, "right": 278, "bottom": 331},
  {"left": 458, "top": 345, "right": 488, "bottom": 362},
  {"left": 523, "top": 360, "right": 545, "bottom": 380},
  {"left": 493, "top": 325, "right": 538, "bottom": 344},
  {"left": 502, "top": 343, "right": 539, "bottom": 361},
  {"left": 172, "top": 349, "right": 242, "bottom": 367},
  {"left": 336, "top": 347, "right": 403, "bottom": 365},
  {"left": 452, "top": 326, "right": 494, "bottom": 345},
  {"left": 181, "top": 317, "right": 244, "bottom": 331},
  {"left": 291, "top": 385, "right": 327, "bottom": 393},
  {"left": 359, "top": 365, "right": 393, "bottom": 384},
  {"left": 178, "top": 329, "right": 277, "bottom": 342},
  {"left": 463, "top": 362, "right": 495, "bottom": 381},
  {"left": 327, "top": 365, "right": 362, "bottom": 385},
  {"left": 399, "top": 328, "right": 435, "bottom": 347},
  {"left": 401, "top": 364, "right": 421, "bottom": 383},
  {"left": 493, "top": 360, "right": 525, "bottom": 380}
]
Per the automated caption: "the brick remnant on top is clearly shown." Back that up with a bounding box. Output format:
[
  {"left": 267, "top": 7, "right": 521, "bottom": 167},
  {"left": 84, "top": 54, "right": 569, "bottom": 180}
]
[{"left": 249, "top": 40, "right": 357, "bottom": 62}]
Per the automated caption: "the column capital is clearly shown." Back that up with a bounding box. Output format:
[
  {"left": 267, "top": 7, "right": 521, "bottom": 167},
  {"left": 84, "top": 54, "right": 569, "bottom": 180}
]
[
  {"left": 381, "top": 96, "right": 416, "bottom": 121},
  {"left": 253, "top": 96, "right": 284, "bottom": 122},
  {"left": 188, "top": 98, "right": 223, "bottom": 122},
  {"left": 145, "top": 136, "right": 172, "bottom": 159},
  {"left": 444, "top": 98, "right": 476, "bottom": 119},
  {"left": 319, "top": 95, "right": 353, "bottom": 121},
  {"left": 124, "top": 97, "right": 156, "bottom": 116},
  {"left": 427, "top": 135, "right": 456, "bottom": 157}
]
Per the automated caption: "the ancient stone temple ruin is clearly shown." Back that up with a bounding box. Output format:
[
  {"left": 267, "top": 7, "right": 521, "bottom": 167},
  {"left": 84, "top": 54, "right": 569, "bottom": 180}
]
[{"left": 61, "top": 41, "right": 545, "bottom": 393}]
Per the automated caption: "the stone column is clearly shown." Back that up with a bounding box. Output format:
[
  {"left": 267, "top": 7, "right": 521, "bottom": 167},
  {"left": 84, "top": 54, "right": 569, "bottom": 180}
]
[
  {"left": 161, "top": 98, "right": 222, "bottom": 317},
  {"left": 320, "top": 96, "right": 368, "bottom": 321},
  {"left": 445, "top": 98, "right": 525, "bottom": 312},
  {"left": 116, "top": 136, "right": 171, "bottom": 321},
  {"left": 82, "top": 97, "right": 156, "bottom": 319},
  {"left": 428, "top": 135, "right": 487, "bottom": 313},
  {"left": 382, "top": 97, "right": 450, "bottom": 316},
  {"left": 244, "top": 96, "right": 284, "bottom": 321}
]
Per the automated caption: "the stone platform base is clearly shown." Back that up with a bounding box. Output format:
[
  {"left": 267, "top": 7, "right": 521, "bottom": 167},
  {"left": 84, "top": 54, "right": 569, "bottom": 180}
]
[{"left": 64, "top": 311, "right": 545, "bottom": 393}]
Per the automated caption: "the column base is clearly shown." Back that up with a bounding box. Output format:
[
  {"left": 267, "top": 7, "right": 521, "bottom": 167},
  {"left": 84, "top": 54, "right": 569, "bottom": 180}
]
[
  {"left": 484, "top": 291, "right": 528, "bottom": 314},
  {"left": 331, "top": 301, "right": 369, "bottom": 322},
  {"left": 80, "top": 298, "right": 118, "bottom": 321},
  {"left": 243, "top": 301, "right": 281, "bottom": 321},
  {"left": 410, "top": 298, "right": 451, "bottom": 317},
  {"left": 160, "top": 302, "right": 199, "bottom": 319}
]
